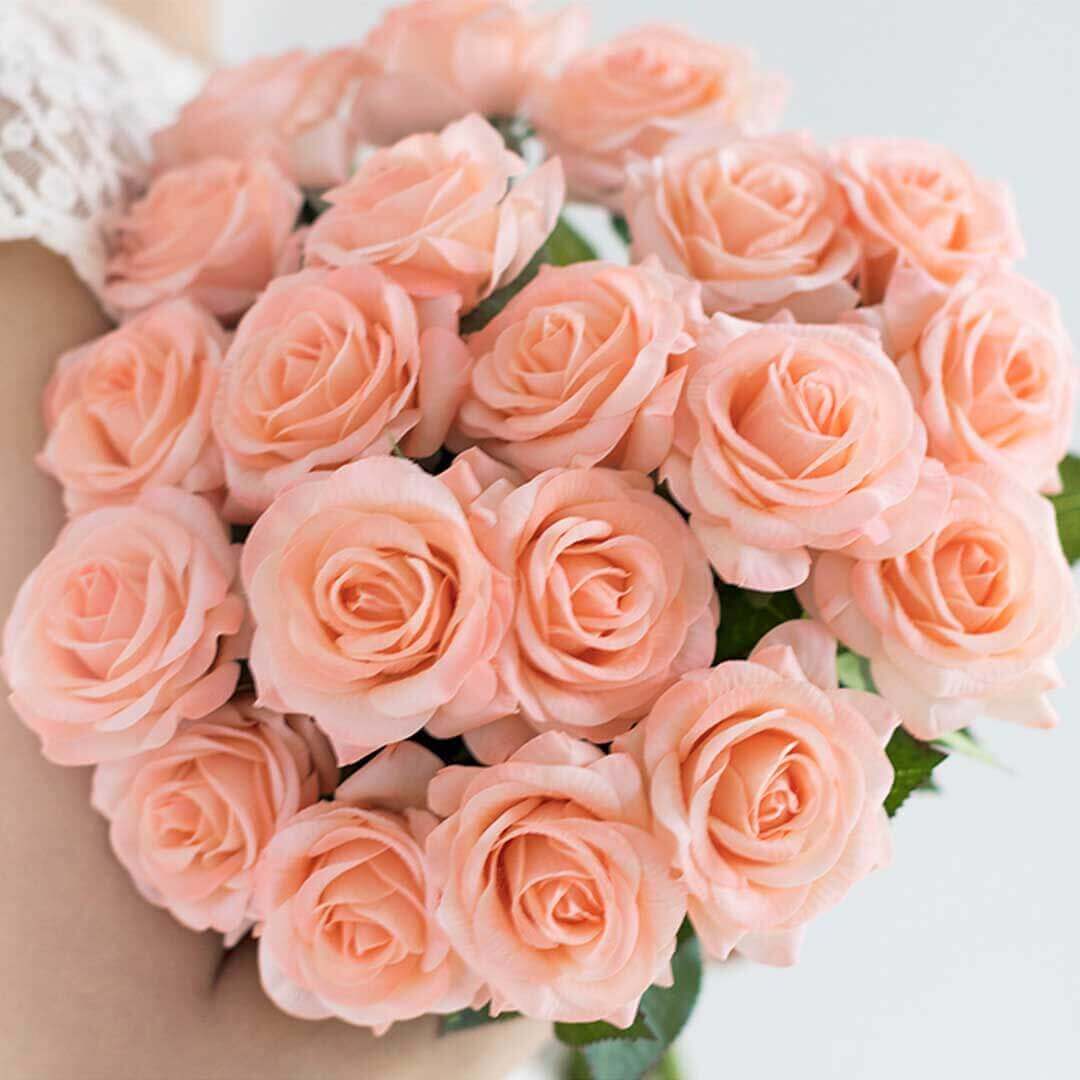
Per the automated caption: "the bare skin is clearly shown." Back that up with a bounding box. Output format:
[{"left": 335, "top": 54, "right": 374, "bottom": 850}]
[{"left": 0, "top": 4, "right": 551, "bottom": 1076}]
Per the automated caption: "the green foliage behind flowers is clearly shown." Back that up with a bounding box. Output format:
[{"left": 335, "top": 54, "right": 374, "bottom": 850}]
[
  {"left": 1051, "top": 453, "right": 1080, "bottom": 563},
  {"left": 713, "top": 586, "right": 801, "bottom": 662}
]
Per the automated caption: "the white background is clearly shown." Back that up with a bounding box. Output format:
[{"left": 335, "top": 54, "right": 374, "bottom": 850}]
[{"left": 218, "top": 3, "right": 1080, "bottom": 1077}]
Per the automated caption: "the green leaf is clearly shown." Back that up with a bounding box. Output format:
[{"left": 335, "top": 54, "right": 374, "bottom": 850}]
[
  {"left": 557, "top": 1014, "right": 655, "bottom": 1047},
  {"left": 545, "top": 216, "right": 598, "bottom": 266},
  {"left": 611, "top": 213, "right": 632, "bottom": 247},
  {"left": 713, "top": 586, "right": 802, "bottom": 663},
  {"left": 558, "top": 922, "right": 701, "bottom": 1080},
  {"left": 836, "top": 649, "right": 874, "bottom": 692},
  {"left": 1051, "top": 453, "right": 1080, "bottom": 563},
  {"left": 933, "top": 729, "right": 1009, "bottom": 772},
  {"left": 440, "top": 1004, "right": 519, "bottom": 1035},
  {"left": 836, "top": 650, "right": 957, "bottom": 814},
  {"left": 884, "top": 728, "right": 948, "bottom": 817}
]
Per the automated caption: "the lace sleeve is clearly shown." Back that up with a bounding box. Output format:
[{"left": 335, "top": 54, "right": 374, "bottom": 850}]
[{"left": 0, "top": 0, "right": 204, "bottom": 298}]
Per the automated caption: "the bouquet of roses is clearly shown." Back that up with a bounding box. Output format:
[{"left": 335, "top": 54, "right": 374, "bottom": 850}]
[{"left": 5, "top": 2, "right": 1077, "bottom": 1076}]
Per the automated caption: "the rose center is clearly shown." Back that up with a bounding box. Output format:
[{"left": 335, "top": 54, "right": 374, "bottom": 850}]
[
  {"left": 729, "top": 347, "right": 858, "bottom": 478},
  {"left": 526, "top": 517, "right": 660, "bottom": 659},
  {"left": 254, "top": 313, "right": 403, "bottom": 443},
  {"left": 52, "top": 558, "right": 157, "bottom": 680},
  {"left": 314, "top": 543, "right": 458, "bottom": 670}
]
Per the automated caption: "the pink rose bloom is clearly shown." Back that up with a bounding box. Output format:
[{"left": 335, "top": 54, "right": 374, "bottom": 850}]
[
  {"left": 616, "top": 620, "right": 896, "bottom": 965},
  {"left": 360, "top": 0, "right": 587, "bottom": 143},
  {"left": 885, "top": 268, "right": 1075, "bottom": 494},
  {"left": 436, "top": 449, "right": 717, "bottom": 759},
  {"left": 662, "top": 315, "right": 951, "bottom": 591},
  {"left": 453, "top": 258, "right": 702, "bottom": 476},
  {"left": 304, "top": 114, "right": 563, "bottom": 315},
  {"left": 426, "top": 731, "right": 687, "bottom": 1025},
  {"left": 153, "top": 49, "right": 379, "bottom": 189},
  {"left": 833, "top": 137, "right": 1023, "bottom": 302},
  {"left": 2, "top": 488, "right": 245, "bottom": 765},
  {"left": 532, "top": 26, "right": 787, "bottom": 207},
  {"left": 104, "top": 157, "right": 302, "bottom": 324},
  {"left": 255, "top": 743, "right": 482, "bottom": 1033},
  {"left": 242, "top": 457, "right": 513, "bottom": 763},
  {"left": 626, "top": 132, "right": 861, "bottom": 321},
  {"left": 91, "top": 698, "right": 335, "bottom": 938},
  {"left": 39, "top": 300, "right": 226, "bottom": 514},
  {"left": 801, "top": 466, "right": 1078, "bottom": 741},
  {"left": 214, "top": 265, "right": 470, "bottom": 520}
]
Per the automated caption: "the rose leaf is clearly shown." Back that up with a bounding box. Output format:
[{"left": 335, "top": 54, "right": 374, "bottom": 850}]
[{"left": 1050, "top": 453, "right": 1080, "bottom": 563}]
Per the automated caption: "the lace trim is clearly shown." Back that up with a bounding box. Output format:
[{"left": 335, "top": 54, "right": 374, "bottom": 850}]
[{"left": 0, "top": 0, "right": 204, "bottom": 297}]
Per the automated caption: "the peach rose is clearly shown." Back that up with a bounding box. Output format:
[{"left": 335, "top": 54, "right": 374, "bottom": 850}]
[
  {"left": 887, "top": 269, "right": 1075, "bottom": 494},
  {"left": 255, "top": 743, "right": 483, "bottom": 1032},
  {"left": 2, "top": 488, "right": 245, "bottom": 765},
  {"left": 626, "top": 132, "right": 861, "bottom": 321},
  {"left": 436, "top": 450, "right": 717, "bottom": 758},
  {"left": 359, "top": 0, "right": 587, "bottom": 143},
  {"left": 426, "top": 731, "right": 687, "bottom": 1025},
  {"left": 91, "top": 698, "right": 335, "bottom": 938},
  {"left": 532, "top": 26, "right": 787, "bottom": 207},
  {"left": 153, "top": 49, "right": 378, "bottom": 190},
  {"left": 800, "top": 466, "right": 1078, "bottom": 741},
  {"left": 104, "top": 157, "right": 302, "bottom": 323},
  {"left": 662, "top": 315, "right": 951, "bottom": 591},
  {"left": 214, "top": 265, "right": 470, "bottom": 520},
  {"left": 39, "top": 300, "right": 226, "bottom": 514},
  {"left": 833, "top": 137, "right": 1023, "bottom": 302},
  {"left": 453, "top": 258, "right": 703, "bottom": 476},
  {"left": 304, "top": 114, "right": 563, "bottom": 315},
  {"left": 242, "top": 457, "right": 513, "bottom": 763},
  {"left": 615, "top": 620, "right": 896, "bottom": 965}
]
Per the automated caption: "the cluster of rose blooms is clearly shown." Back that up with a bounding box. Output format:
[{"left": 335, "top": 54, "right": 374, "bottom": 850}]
[{"left": 3, "top": 0, "right": 1076, "bottom": 1037}]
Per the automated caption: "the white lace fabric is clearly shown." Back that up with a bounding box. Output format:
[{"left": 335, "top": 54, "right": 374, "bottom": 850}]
[{"left": 0, "top": 0, "right": 204, "bottom": 298}]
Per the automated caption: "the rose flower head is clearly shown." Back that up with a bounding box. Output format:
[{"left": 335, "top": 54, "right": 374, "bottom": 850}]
[
  {"left": 2, "top": 488, "right": 245, "bottom": 765},
  {"left": 104, "top": 156, "right": 302, "bottom": 324},
  {"left": 662, "top": 315, "right": 951, "bottom": 591},
  {"left": 453, "top": 258, "right": 704, "bottom": 476},
  {"left": 882, "top": 267, "right": 1075, "bottom": 494},
  {"left": 242, "top": 456, "right": 513, "bottom": 763},
  {"left": 427, "top": 731, "right": 687, "bottom": 1025},
  {"left": 436, "top": 449, "right": 717, "bottom": 760},
  {"left": 532, "top": 25, "right": 787, "bottom": 206},
  {"left": 616, "top": 619, "right": 897, "bottom": 965},
  {"left": 833, "top": 137, "right": 1023, "bottom": 302},
  {"left": 256, "top": 742, "right": 483, "bottom": 1032},
  {"left": 359, "top": 0, "right": 587, "bottom": 143},
  {"left": 801, "top": 465, "right": 1078, "bottom": 740},
  {"left": 625, "top": 131, "right": 861, "bottom": 322},
  {"left": 153, "top": 48, "right": 379, "bottom": 189},
  {"left": 92, "top": 699, "right": 335, "bottom": 938},
  {"left": 305, "top": 113, "right": 564, "bottom": 315},
  {"left": 214, "top": 264, "right": 470, "bottom": 520},
  {"left": 40, "top": 299, "right": 226, "bottom": 514}
]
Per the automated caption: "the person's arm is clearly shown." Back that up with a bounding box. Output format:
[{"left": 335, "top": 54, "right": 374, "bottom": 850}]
[
  {"left": 0, "top": 246, "right": 548, "bottom": 1080},
  {"left": 0, "top": 241, "right": 226, "bottom": 1075}
]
